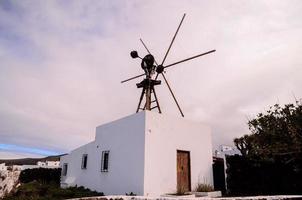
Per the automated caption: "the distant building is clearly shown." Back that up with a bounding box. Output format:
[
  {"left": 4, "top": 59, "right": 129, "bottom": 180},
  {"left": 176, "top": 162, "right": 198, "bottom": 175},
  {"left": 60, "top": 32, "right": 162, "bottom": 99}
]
[
  {"left": 37, "top": 161, "right": 46, "bottom": 167},
  {"left": 37, "top": 161, "right": 60, "bottom": 168},
  {"left": 46, "top": 161, "right": 60, "bottom": 167},
  {"left": 60, "top": 111, "right": 213, "bottom": 196},
  {"left": 21, "top": 161, "right": 60, "bottom": 170},
  {"left": 0, "top": 161, "right": 61, "bottom": 172}
]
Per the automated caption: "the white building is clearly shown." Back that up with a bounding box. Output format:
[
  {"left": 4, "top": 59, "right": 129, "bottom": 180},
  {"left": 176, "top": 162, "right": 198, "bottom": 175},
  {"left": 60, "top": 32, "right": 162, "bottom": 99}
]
[
  {"left": 37, "top": 161, "right": 46, "bottom": 167},
  {"left": 46, "top": 161, "right": 60, "bottom": 167},
  {"left": 17, "top": 161, "right": 60, "bottom": 170},
  {"left": 60, "top": 111, "right": 213, "bottom": 196},
  {"left": 37, "top": 161, "right": 60, "bottom": 168}
]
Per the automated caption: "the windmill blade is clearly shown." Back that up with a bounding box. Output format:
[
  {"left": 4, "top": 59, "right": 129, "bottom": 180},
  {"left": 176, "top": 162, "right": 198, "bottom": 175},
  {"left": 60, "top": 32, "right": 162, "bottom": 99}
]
[
  {"left": 161, "top": 13, "right": 186, "bottom": 66},
  {"left": 140, "top": 38, "right": 152, "bottom": 55},
  {"left": 161, "top": 73, "right": 184, "bottom": 117},
  {"left": 121, "top": 73, "right": 145, "bottom": 83},
  {"left": 139, "top": 38, "right": 159, "bottom": 66},
  {"left": 164, "top": 49, "right": 216, "bottom": 69}
]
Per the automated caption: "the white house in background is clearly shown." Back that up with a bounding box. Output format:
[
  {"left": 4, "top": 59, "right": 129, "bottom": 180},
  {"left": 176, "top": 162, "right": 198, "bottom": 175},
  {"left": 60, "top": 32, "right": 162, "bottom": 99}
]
[
  {"left": 37, "top": 161, "right": 60, "bottom": 167},
  {"left": 37, "top": 161, "right": 46, "bottom": 167},
  {"left": 0, "top": 161, "right": 60, "bottom": 172},
  {"left": 46, "top": 161, "right": 60, "bottom": 167},
  {"left": 8, "top": 161, "right": 61, "bottom": 171},
  {"left": 60, "top": 111, "right": 213, "bottom": 196},
  {"left": 21, "top": 162, "right": 60, "bottom": 170}
]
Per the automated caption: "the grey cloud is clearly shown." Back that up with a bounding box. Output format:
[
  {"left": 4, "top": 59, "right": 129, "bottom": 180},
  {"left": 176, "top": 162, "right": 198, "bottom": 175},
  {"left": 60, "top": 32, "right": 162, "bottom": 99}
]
[{"left": 0, "top": 0, "right": 302, "bottom": 157}]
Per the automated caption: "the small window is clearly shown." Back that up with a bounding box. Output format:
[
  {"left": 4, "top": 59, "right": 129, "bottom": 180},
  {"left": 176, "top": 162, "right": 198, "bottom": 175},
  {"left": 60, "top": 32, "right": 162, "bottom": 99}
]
[
  {"left": 101, "top": 151, "right": 110, "bottom": 172},
  {"left": 62, "top": 163, "right": 68, "bottom": 176},
  {"left": 81, "top": 154, "right": 88, "bottom": 169}
]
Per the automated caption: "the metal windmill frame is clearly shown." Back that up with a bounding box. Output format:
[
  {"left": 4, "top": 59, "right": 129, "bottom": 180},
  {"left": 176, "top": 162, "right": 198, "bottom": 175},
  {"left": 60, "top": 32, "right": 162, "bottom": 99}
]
[{"left": 121, "top": 13, "right": 216, "bottom": 117}]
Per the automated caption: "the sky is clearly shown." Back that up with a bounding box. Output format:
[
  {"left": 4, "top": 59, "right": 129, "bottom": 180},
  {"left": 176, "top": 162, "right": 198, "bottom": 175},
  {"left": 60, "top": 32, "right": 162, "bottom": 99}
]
[{"left": 0, "top": 0, "right": 301, "bottom": 159}]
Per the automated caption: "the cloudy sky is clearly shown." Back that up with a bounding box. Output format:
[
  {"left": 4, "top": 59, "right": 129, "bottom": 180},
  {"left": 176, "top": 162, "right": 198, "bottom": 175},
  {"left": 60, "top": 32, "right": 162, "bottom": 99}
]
[{"left": 0, "top": 0, "right": 301, "bottom": 159}]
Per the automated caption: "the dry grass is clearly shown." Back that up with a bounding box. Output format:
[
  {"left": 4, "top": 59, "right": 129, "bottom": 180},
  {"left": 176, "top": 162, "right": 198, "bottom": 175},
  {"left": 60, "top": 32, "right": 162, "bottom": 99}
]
[{"left": 194, "top": 183, "right": 214, "bottom": 192}]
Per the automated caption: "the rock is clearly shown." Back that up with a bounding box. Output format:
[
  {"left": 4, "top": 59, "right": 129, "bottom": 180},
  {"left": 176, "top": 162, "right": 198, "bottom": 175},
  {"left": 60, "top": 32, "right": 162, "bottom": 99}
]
[{"left": 0, "top": 168, "right": 20, "bottom": 198}]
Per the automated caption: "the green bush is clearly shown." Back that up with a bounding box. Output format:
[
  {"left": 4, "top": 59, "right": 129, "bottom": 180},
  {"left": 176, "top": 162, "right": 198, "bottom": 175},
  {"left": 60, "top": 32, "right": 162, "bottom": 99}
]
[
  {"left": 229, "top": 102, "right": 302, "bottom": 196},
  {"left": 3, "top": 181, "right": 104, "bottom": 200},
  {"left": 226, "top": 154, "right": 302, "bottom": 196},
  {"left": 19, "top": 168, "right": 61, "bottom": 185}
]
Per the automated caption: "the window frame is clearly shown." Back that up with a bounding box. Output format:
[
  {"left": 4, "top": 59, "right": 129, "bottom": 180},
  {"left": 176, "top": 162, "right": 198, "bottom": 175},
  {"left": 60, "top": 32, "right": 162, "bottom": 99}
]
[
  {"left": 62, "top": 163, "right": 68, "bottom": 176},
  {"left": 101, "top": 150, "right": 110, "bottom": 172},
  {"left": 81, "top": 154, "right": 88, "bottom": 169}
]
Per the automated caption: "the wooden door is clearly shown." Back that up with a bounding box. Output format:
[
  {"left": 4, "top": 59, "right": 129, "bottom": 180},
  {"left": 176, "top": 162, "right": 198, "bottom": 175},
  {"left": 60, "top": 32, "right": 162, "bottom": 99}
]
[{"left": 177, "top": 150, "right": 191, "bottom": 192}]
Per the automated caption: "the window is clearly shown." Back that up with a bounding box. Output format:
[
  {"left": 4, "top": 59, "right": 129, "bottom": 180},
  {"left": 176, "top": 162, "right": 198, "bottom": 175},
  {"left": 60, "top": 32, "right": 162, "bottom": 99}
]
[
  {"left": 81, "top": 154, "right": 88, "bottom": 169},
  {"left": 62, "top": 163, "right": 68, "bottom": 176},
  {"left": 101, "top": 151, "right": 110, "bottom": 172}
]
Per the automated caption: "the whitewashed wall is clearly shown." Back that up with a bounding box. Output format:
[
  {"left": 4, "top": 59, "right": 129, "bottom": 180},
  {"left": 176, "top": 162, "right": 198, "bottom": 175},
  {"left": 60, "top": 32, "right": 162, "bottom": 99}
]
[
  {"left": 144, "top": 111, "right": 213, "bottom": 196},
  {"left": 61, "top": 111, "right": 213, "bottom": 196},
  {"left": 61, "top": 112, "right": 146, "bottom": 195}
]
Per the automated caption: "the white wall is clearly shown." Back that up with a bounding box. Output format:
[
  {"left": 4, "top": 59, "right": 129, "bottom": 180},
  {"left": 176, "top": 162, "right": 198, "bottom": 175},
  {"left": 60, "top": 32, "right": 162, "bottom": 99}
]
[
  {"left": 143, "top": 111, "right": 213, "bottom": 196},
  {"left": 46, "top": 161, "right": 60, "bottom": 167},
  {"left": 61, "top": 111, "right": 213, "bottom": 196},
  {"left": 37, "top": 161, "right": 46, "bottom": 166},
  {"left": 60, "top": 141, "right": 96, "bottom": 188},
  {"left": 61, "top": 112, "right": 146, "bottom": 195}
]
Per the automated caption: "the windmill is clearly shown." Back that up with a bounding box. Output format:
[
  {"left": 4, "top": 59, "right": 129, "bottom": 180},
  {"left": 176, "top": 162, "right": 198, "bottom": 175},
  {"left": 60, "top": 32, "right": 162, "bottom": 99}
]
[{"left": 121, "top": 13, "right": 215, "bottom": 117}]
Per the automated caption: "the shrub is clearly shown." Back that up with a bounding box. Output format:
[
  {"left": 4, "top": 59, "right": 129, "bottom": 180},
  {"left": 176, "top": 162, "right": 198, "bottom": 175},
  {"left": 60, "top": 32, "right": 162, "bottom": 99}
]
[
  {"left": 226, "top": 154, "right": 302, "bottom": 196},
  {"left": 3, "top": 181, "right": 104, "bottom": 200},
  {"left": 194, "top": 183, "right": 214, "bottom": 192},
  {"left": 19, "top": 168, "right": 61, "bottom": 185},
  {"left": 125, "top": 192, "right": 136, "bottom": 196}
]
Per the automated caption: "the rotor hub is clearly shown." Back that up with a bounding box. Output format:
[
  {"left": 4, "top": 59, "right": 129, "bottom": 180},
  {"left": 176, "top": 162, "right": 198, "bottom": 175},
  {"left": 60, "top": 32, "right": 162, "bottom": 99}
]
[{"left": 156, "top": 65, "right": 164, "bottom": 73}]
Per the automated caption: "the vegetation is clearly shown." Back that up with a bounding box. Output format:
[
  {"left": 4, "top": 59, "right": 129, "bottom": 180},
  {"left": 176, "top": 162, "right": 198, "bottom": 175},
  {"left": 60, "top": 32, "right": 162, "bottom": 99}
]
[
  {"left": 227, "top": 101, "right": 302, "bottom": 195},
  {"left": 234, "top": 102, "right": 302, "bottom": 160},
  {"left": 194, "top": 183, "right": 214, "bottom": 192},
  {"left": 3, "top": 181, "right": 104, "bottom": 200},
  {"left": 125, "top": 192, "right": 136, "bottom": 196},
  {"left": 20, "top": 168, "right": 61, "bottom": 185},
  {"left": 3, "top": 168, "right": 104, "bottom": 200}
]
